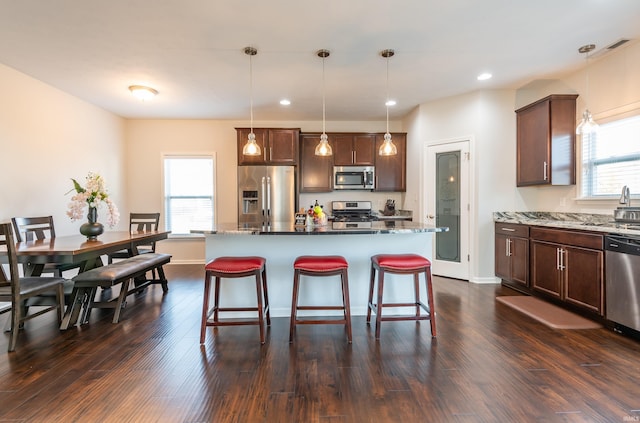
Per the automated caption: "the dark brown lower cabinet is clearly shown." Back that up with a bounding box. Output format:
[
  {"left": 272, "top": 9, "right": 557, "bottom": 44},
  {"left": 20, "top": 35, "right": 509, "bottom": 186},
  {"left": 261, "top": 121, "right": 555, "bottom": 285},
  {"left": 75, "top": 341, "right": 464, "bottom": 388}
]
[
  {"left": 495, "top": 223, "right": 529, "bottom": 289},
  {"left": 530, "top": 227, "right": 604, "bottom": 315}
]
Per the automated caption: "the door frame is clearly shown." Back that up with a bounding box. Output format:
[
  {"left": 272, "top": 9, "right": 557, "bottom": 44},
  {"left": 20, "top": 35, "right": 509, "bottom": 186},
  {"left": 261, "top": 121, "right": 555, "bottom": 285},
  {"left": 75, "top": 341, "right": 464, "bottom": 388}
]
[{"left": 422, "top": 137, "right": 475, "bottom": 281}]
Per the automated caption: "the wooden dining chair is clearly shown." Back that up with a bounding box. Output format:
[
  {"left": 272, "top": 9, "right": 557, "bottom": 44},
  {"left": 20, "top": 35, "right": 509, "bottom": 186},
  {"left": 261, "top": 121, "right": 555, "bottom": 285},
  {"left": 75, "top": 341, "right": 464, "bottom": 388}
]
[
  {"left": 108, "top": 213, "right": 162, "bottom": 278},
  {"left": 11, "top": 216, "right": 80, "bottom": 277},
  {"left": 0, "top": 222, "right": 66, "bottom": 352}
]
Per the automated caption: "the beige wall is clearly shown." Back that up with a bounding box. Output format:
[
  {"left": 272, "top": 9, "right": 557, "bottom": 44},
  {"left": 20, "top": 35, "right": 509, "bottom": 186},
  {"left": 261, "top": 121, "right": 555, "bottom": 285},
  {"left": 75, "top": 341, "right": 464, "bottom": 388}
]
[
  {"left": 515, "top": 40, "right": 640, "bottom": 214},
  {"left": 2, "top": 39, "right": 637, "bottom": 269},
  {"left": 0, "top": 63, "right": 125, "bottom": 236},
  {"left": 124, "top": 119, "right": 402, "bottom": 263}
]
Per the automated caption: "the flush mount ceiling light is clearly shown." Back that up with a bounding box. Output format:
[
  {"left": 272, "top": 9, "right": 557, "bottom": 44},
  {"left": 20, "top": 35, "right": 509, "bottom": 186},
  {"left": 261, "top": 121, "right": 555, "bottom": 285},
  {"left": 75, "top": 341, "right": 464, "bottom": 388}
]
[
  {"left": 128, "top": 85, "right": 158, "bottom": 101},
  {"left": 576, "top": 43, "right": 599, "bottom": 136},
  {"left": 477, "top": 72, "right": 492, "bottom": 81},
  {"left": 379, "top": 49, "right": 397, "bottom": 156},
  {"left": 242, "top": 46, "right": 261, "bottom": 156},
  {"left": 315, "top": 49, "right": 333, "bottom": 156},
  {"left": 280, "top": 99, "right": 291, "bottom": 106}
]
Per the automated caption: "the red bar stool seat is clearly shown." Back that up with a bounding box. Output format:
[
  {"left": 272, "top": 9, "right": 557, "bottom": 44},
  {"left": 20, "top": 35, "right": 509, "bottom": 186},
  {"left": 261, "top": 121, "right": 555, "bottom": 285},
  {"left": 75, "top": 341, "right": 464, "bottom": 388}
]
[
  {"left": 367, "top": 253, "right": 436, "bottom": 339},
  {"left": 289, "top": 255, "right": 352, "bottom": 343},
  {"left": 200, "top": 256, "right": 270, "bottom": 344}
]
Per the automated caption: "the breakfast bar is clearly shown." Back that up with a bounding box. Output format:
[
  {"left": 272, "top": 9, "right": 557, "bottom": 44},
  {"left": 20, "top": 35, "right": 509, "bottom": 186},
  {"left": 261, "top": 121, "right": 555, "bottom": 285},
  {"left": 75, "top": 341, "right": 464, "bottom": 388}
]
[{"left": 197, "top": 221, "right": 448, "bottom": 318}]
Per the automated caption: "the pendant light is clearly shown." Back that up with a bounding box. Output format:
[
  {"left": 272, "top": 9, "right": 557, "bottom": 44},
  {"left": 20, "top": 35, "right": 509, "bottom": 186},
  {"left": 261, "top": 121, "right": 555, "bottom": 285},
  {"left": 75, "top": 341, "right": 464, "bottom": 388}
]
[
  {"left": 379, "top": 49, "right": 397, "bottom": 156},
  {"left": 576, "top": 44, "right": 599, "bottom": 136},
  {"left": 315, "top": 49, "right": 333, "bottom": 156},
  {"left": 242, "top": 46, "right": 261, "bottom": 156}
]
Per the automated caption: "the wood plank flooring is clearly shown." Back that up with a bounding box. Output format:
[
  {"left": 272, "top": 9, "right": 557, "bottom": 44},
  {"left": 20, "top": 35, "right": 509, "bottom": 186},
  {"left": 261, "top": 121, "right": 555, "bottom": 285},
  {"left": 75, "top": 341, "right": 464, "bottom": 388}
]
[{"left": 1, "top": 264, "right": 640, "bottom": 422}]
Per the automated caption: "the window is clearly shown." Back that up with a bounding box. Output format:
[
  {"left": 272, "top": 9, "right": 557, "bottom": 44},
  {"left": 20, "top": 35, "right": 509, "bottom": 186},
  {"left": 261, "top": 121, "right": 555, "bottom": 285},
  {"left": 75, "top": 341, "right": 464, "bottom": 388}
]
[
  {"left": 163, "top": 156, "right": 215, "bottom": 234},
  {"left": 580, "top": 114, "right": 640, "bottom": 198}
]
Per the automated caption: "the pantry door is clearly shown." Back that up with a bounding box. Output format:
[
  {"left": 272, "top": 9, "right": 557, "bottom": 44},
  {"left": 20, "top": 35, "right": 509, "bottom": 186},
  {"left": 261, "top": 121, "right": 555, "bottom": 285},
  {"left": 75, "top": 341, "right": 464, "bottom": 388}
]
[{"left": 424, "top": 139, "right": 471, "bottom": 280}]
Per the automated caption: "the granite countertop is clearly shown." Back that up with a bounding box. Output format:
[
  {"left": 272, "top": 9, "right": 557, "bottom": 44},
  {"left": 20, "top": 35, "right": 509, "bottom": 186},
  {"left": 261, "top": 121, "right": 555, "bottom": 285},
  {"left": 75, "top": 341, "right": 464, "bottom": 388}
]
[
  {"left": 193, "top": 220, "right": 447, "bottom": 235},
  {"left": 494, "top": 211, "right": 640, "bottom": 236}
]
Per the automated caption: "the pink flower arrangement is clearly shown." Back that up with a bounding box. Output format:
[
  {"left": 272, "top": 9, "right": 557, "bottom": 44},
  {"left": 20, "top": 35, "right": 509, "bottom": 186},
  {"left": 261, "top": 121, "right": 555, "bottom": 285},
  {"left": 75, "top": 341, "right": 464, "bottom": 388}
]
[{"left": 66, "top": 172, "right": 120, "bottom": 227}]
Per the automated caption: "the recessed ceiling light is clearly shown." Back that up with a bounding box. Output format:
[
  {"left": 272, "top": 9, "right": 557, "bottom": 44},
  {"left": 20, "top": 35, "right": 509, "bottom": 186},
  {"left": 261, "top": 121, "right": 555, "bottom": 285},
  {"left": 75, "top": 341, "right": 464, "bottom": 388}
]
[
  {"left": 385, "top": 99, "right": 396, "bottom": 107},
  {"left": 477, "top": 73, "right": 492, "bottom": 81},
  {"left": 280, "top": 99, "right": 291, "bottom": 106},
  {"left": 128, "top": 85, "right": 158, "bottom": 100}
]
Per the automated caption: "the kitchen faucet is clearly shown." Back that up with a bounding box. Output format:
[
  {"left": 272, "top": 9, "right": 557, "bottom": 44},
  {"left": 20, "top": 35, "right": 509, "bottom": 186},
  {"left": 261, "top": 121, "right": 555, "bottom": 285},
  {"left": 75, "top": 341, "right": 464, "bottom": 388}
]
[{"left": 620, "top": 185, "right": 631, "bottom": 207}]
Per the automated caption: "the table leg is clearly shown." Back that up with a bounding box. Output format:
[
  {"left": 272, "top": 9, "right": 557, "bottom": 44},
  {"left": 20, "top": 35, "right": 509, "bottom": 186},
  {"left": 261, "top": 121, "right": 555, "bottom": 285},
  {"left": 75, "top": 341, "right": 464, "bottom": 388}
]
[{"left": 60, "top": 287, "right": 84, "bottom": 330}]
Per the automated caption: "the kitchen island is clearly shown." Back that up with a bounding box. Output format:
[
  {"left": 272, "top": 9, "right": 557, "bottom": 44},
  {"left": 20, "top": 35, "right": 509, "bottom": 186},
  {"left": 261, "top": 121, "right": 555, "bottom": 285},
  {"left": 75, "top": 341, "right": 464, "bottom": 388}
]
[{"left": 196, "top": 221, "right": 447, "bottom": 318}]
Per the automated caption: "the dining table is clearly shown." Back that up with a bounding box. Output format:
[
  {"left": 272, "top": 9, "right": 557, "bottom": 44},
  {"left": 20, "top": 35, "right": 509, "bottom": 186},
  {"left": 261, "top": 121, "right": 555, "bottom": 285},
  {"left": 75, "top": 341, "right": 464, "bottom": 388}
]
[
  {"left": 9, "top": 231, "right": 170, "bottom": 276},
  {"left": 1, "top": 230, "right": 170, "bottom": 327}
]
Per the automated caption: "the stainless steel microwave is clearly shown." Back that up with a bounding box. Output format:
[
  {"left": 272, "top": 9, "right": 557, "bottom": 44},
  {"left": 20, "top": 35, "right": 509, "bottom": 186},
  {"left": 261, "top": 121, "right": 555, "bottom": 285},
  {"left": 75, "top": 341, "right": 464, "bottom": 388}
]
[{"left": 333, "top": 166, "right": 375, "bottom": 190}]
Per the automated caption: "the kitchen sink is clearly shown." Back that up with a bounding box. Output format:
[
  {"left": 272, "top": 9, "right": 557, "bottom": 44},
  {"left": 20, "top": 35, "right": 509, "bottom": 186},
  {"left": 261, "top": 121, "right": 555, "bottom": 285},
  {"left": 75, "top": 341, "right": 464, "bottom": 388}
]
[{"left": 614, "top": 207, "right": 640, "bottom": 223}]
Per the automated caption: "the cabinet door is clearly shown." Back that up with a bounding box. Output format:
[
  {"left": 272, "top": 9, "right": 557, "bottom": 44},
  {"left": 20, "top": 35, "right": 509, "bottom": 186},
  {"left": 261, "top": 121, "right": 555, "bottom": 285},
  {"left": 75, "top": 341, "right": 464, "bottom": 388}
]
[
  {"left": 516, "top": 100, "right": 550, "bottom": 186},
  {"left": 333, "top": 134, "right": 356, "bottom": 166},
  {"left": 299, "top": 134, "right": 333, "bottom": 192},
  {"left": 510, "top": 237, "right": 529, "bottom": 286},
  {"left": 352, "top": 135, "right": 375, "bottom": 165},
  {"left": 516, "top": 94, "right": 577, "bottom": 187},
  {"left": 237, "top": 128, "right": 267, "bottom": 165},
  {"left": 530, "top": 240, "right": 562, "bottom": 299},
  {"left": 375, "top": 133, "right": 406, "bottom": 192},
  {"left": 495, "top": 233, "right": 510, "bottom": 280},
  {"left": 564, "top": 246, "right": 603, "bottom": 314},
  {"left": 268, "top": 129, "right": 299, "bottom": 165}
]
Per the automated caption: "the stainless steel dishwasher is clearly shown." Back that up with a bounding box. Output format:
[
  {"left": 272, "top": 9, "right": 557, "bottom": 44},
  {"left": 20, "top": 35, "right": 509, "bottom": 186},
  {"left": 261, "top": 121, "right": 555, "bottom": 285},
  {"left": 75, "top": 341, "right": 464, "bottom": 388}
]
[{"left": 606, "top": 234, "right": 640, "bottom": 331}]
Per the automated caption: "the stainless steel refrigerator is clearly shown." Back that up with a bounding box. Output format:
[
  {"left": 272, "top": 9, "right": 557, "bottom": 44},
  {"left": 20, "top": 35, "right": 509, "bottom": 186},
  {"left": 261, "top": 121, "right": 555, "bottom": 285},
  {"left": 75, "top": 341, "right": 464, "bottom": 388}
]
[{"left": 238, "top": 166, "right": 296, "bottom": 226}]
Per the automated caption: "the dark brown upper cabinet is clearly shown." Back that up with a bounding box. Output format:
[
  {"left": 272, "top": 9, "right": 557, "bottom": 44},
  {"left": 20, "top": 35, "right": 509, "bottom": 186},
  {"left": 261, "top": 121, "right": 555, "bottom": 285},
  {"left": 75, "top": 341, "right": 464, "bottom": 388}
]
[
  {"left": 237, "top": 128, "right": 300, "bottom": 166},
  {"left": 515, "top": 94, "right": 577, "bottom": 186}
]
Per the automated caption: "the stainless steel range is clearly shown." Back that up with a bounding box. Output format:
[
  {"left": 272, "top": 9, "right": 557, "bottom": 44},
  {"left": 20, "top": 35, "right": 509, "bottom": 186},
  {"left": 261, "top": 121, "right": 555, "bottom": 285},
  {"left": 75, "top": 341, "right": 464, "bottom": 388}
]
[{"left": 331, "top": 200, "right": 377, "bottom": 229}]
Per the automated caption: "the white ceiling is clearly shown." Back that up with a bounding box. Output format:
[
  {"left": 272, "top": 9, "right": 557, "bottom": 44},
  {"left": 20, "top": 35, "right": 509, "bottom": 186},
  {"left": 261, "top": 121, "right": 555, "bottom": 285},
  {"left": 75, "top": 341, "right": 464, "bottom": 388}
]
[{"left": 1, "top": 1, "right": 639, "bottom": 121}]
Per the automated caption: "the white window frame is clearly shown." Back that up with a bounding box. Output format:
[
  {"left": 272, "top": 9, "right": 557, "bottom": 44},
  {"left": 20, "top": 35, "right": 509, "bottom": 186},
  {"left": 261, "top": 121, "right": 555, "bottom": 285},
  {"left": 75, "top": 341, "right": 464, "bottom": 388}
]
[
  {"left": 162, "top": 153, "right": 216, "bottom": 237},
  {"left": 577, "top": 111, "right": 640, "bottom": 201}
]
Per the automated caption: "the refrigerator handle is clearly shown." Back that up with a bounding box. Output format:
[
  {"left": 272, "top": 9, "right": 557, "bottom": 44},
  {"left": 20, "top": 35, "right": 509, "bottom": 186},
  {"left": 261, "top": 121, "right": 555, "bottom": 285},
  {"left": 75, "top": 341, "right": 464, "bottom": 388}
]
[
  {"left": 261, "top": 177, "right": 266, "bottom": 220},
  {"left": 266, "top": 176, "right": 271, "bottom": 224}
]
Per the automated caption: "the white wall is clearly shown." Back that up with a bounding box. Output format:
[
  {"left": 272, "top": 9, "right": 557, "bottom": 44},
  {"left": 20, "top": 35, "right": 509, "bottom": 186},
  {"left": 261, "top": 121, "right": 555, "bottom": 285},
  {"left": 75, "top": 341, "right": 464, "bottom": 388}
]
[
  {"left": 0, "top": 63, "right": 125, "bottom": 235},
  {"left": 404, "top": 90, "right": 517, "bottom": 283}
]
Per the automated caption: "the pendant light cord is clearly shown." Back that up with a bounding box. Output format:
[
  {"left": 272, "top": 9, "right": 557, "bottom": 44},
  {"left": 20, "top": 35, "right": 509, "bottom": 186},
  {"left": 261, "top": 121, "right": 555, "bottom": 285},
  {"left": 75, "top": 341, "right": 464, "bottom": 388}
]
[
  {"left": 386, "top": 53, "right": 390, "bottom": 134},
  {"left": 250, "top": 52, "right": 254, "bottom": 133},
  {"left": 322, "top": 54, "right": 326, "bottom": 135}
]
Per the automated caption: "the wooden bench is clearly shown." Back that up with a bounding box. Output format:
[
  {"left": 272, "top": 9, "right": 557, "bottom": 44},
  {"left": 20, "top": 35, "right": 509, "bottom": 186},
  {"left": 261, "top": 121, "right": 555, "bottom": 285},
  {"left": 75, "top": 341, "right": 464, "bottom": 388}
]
[{"left": 60, "top": 253, "right": 172, "bottom": 329}]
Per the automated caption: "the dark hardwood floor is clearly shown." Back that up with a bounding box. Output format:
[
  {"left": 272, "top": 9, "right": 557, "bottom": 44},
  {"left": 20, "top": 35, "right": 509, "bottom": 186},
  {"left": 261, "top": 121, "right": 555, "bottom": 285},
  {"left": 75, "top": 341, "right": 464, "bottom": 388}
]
[{"left": 1, "top": 264, "right": 640, "bottom": 422}]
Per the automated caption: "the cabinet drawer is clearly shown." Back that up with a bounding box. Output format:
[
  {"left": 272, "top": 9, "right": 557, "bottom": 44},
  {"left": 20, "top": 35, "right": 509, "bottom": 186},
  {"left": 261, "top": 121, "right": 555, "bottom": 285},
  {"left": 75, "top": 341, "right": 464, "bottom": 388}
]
[
  {"left": 530, "top": 227, "right": 603, "bottom": 250},
  {"left": 495, "top": 223, "right": 529, "bottom": 238}
]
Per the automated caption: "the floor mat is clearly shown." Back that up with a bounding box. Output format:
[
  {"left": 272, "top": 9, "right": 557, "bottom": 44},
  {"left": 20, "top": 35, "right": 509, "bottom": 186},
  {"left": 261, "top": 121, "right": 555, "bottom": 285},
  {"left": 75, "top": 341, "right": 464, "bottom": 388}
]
[{"left": 496, "top": 296, "right": 602, "bottom": 329}]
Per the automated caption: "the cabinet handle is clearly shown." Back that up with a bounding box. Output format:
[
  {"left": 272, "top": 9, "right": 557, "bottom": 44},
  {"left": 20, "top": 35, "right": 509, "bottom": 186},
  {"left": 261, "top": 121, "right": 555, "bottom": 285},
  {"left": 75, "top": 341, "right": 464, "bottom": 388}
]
[
  {"left": 506, "top": 238, "right": 512, "bottom": 257},
  {"left": 556, "top": 248, "right": 560, "bottom": 270},
  {"left": 559, "top": 248, "right": 565, "bottom": 270},
  {"left": 500, "top": 228, "right": 516, "bottom": 232},
  {"left": 352, "top": 151, "right": 356, "bottom": 163},
  {"left": 543, "top": 161, "right": 548, "bottom": 181},
  {"left": 270, "top": 147, "right": 273, "bottom": 161}
]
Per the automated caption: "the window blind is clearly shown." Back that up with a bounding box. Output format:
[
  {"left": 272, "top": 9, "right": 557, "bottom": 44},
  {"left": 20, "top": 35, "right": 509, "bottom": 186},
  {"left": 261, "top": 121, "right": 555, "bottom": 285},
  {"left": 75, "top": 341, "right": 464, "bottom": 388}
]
[
  {"left": 581, "top": 114, "right": 640, "bottom": 198},
  {"left": 164, "top": 156, "right": 214, "bottom": 234}
]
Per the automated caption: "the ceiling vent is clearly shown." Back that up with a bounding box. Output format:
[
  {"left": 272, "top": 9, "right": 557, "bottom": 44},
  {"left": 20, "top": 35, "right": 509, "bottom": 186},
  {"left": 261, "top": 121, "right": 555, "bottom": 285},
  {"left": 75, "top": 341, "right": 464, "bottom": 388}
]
[{"left": 591, "top": 38, "right": 631, "bottom": 59}]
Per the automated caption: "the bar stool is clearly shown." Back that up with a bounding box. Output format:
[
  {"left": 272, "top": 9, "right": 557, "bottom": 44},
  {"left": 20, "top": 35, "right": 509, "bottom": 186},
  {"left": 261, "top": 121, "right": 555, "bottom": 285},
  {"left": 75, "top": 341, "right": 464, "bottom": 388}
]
[
  {"left": 289, "top": 255, "right": 352, "bottom": 343},
  {"left": 200, "top": 256, "right": 270, "bottom": 344},
  {"left": 367, "top": 253, "right": 436, "bottom": 339}
]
